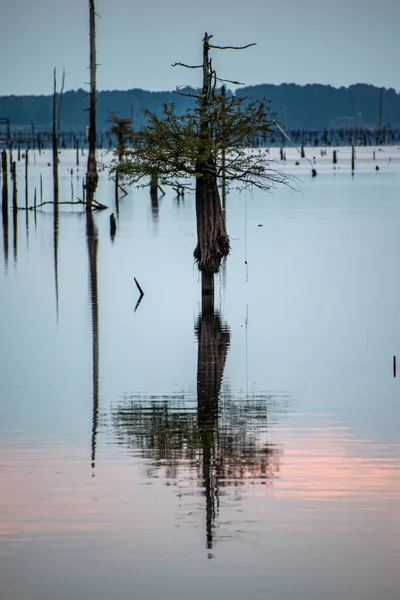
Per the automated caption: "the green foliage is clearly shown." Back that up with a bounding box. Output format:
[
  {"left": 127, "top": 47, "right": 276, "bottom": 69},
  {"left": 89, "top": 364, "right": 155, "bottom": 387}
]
[
  {"left": 107, "top": 112, "right": 134, "bottom": 138},
  {"left": 110, "top": 90, "right": 287, "bottom": 191},
  {"left": 107, "top": 112, "right": 134, "bottom": 161}
]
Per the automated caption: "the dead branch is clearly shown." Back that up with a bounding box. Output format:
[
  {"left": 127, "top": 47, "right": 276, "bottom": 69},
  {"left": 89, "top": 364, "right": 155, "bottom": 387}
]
[
  {"left": 134, "top": 277, "right": 144, "bottom": 297},
  {"left": 174, "top": 88, "right": 199, "bottom": 98},
  {"left": 19, "top": 200, "right": 84, "bottom": 210},
  {"left": 216, "top": 77, "right": 245, "bottom": 86},
  {"left": 209, "top": 43, "right": 256, "bottom": 50},
  {"left": 19, "top": 198, "right": 108, "bottom": 211},
  {"left": 172, "top": 62, "right": 202, "bottom": 69},
  {"left": 92, "top": 198, "right": 108, "bottom": 210}
]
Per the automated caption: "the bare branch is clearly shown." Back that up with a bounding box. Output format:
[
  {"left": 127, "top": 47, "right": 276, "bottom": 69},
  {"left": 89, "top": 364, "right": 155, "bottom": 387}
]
[
  {"left": 209, "top": 43, "right": 256, "bottom": 50},
  {"left": 19, "top": 200, "right": 84, "bottom": 210},
  {"left": 172, "top": 62, "right": 202, "bottom": 69},
  {"left": 173, "top": 87, "right": 199, "bottom": 98},
  {"left": 215, "top": 76, "right": 245, "bottom": 86}
]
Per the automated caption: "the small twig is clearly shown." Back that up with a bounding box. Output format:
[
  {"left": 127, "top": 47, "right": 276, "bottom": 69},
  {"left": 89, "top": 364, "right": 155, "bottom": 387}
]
[{"left": 134, "top": 277, "right": 144, "bottom": 297}]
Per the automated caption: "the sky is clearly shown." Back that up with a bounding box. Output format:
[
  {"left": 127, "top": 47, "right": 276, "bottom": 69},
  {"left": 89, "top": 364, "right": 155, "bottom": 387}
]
[{"left": 0, "top": 0, "right": 399, "bottom": 96}]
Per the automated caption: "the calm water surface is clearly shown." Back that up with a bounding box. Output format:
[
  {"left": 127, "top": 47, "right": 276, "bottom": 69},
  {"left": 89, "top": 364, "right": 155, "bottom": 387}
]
[{"left": 1, "top": 148, "right": 399, "bottom": 599}]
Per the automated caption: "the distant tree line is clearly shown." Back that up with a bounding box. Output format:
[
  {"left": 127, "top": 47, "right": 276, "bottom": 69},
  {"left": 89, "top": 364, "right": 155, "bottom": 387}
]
[{"left": 1, "top": 83, "right": 399, "bottom": 146}]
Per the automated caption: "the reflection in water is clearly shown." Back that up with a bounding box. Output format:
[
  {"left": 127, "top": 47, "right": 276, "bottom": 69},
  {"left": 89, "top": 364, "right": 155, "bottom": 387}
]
[
  {"left": 86, "top": 212, "right": 99, "bottom": 474},
  {"left": 12, "top": 201, "right": 17, "bottom": 265},
  {"left": 112, "top": 304, "right": 283, "bottom": 553},
  {"left": 150, "top": 188, "right": 159, "bottom": 223},
  {"left": 134, "top": 294, "right": 144, "bottom": 313},
  {"left": 25, "top": 208, "right": 29, "bottom": 248},
  {"left": 2, "top": 151, "right": 9, "bottom": 272},
  {"left": 196, "top": 300, "right": 230, "bottom": 549},
  {"left": 53, "top": 204, "right": 59, "bottom": 323},
  {"left": 2, "top": 200, "right": 8, "bottom": 270}
]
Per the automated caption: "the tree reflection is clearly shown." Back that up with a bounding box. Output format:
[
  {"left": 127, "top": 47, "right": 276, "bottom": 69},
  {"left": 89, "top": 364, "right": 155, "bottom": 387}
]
[
  {"left": 150, "top": 187, "right": 159, "bottom": 223},
  {"left": 12, "top": 199, "right": 17, "bottom": 265},
  {"left": 86, "top": 211, "right": 99, "bottom": 473},
  {"left": 2, "top": 150, "right": 9, "bottom": 270},
  {"left": 196, "top": 298, "right": 229, "bottom": 548},
  {"left": 2, "top": 202, "right": 8, "bottom": 270},
  {"left": 53, "top": 203, "right": 59, "bottom": 324},
  {"left": 112, "top": 303, "right": 283, "bottom": 552}
]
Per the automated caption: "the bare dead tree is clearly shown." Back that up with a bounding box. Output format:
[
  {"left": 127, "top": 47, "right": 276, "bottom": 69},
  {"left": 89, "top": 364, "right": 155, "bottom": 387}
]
[
  {"left": 52, "top": 68, "right": 59, "bottom": 204},
  {"left": 86, "top": 0, "right": 99, "bottom": 210},
  {"left": 57, "top": 68, "right": 66, "bottom": 135}
]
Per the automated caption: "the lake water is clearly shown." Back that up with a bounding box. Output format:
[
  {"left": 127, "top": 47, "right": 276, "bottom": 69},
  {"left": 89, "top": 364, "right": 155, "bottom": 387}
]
[{"left": 1, "top": 146, "right": 400, "bottom": 600}]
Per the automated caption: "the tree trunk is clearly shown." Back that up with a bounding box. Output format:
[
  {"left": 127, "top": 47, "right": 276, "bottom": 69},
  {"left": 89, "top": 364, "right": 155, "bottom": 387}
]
[
  {"left": 86, "top": 0, "right": 99, "bottom": 211},
  {"left": 194, "top": 34, "right": 230, "bottom": 297},
  {"left": 194, "top": 161, "right": 229, "bottom": 273},
  {"left": 52, "top": 68, "right": 59, "bottom": 204},
  {"left": 150, "top": 171, "right": 158, "bottom": 198}
]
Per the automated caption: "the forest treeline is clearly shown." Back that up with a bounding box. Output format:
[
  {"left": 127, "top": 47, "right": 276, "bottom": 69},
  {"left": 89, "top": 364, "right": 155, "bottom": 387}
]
[{"left": 1, "top": 83, "right": 399, "bottom": 134}]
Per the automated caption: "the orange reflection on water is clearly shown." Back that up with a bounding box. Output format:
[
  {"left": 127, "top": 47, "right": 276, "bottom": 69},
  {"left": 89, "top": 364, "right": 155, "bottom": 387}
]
[
  {"left": 1, "top": 425, "right": 399, "bottom": 544},
  {"left": 275, "top": 426, "right": 400, "bottom": 502},
  {"left": 0, "top": 440, "right": 167, "bottom": 542}
]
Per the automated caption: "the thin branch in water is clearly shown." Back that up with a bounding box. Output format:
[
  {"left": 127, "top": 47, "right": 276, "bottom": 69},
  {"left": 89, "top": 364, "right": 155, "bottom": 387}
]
[
  {"left": 134, "top": 277, "right": 144, "bottom": 297},
  {"left": 19, "top": 200, "right": 84, "bottom": 210},
  {"left": 134, "top": 294, "right": 144, "bottom": 313},
  {"left": 91, "top": 199, "right": 108, "bottom": 210}
]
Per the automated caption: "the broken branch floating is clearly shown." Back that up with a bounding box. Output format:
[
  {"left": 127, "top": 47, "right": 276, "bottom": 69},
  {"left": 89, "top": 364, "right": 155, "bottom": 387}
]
[{"left": 18, "top": 198, "right": 108, "bottom": 211}]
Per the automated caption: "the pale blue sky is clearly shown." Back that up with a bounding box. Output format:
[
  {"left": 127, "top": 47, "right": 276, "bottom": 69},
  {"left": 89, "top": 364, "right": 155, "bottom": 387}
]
[{"left": 0, "top": 0, "right": 399, "bottom": 95}]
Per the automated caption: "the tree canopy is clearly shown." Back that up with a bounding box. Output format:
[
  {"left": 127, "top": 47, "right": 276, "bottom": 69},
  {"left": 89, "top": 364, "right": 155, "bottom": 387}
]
[
  {"left": 109, "top": 34, "right": 287, "bottom": 193},
  {"left": 108, "top": 33, "right": 290, "bottom": 290}
]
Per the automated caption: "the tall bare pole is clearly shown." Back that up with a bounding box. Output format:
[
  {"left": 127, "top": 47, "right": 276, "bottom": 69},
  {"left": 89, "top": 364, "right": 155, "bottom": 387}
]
[
  {"left": 53, "top": 68, "right": 59, "bottom": 204},
  {"left": 221, "top": 85, "right": 226, "bottom": 217},
  {"left": 86, "top": 0, "right": 99, "bottom": 211},
  {"left": 377, "top": 88, "right": 383, "bottom": 145}
]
